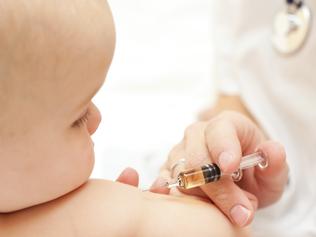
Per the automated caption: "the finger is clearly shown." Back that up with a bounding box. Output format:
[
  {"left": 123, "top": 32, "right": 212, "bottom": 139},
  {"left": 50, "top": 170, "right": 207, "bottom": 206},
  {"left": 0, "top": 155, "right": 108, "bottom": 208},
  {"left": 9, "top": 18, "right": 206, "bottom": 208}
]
[
  {"left": 116, "top": 167, "right": 139, "bottom": 187},
  {"left": 255, "top": 141, "right": 288, "bottom": 207},
  {"left": 182, "top": 122, "right": 212, "bottom": 168},
  {"left": 204, "top": 117, "right": 243, "bottom": 173},
  {"left": 201, "top": 177, "right": 255, "bottom": 227},
  {"left": 166, "top": 143, "right": 188, "bottom": 178},
  {"left": 205, "top": 111, "right": 264, "bottom": 173},
  {"left": 150, "top": 143, "right": 186, "bottom": 194},
  {"left": 150, "top": 170, "right": 171, "bottom": 195},
  {"left": 175, "top": 122, "right": 217, "bottom": 199},
  {"left": 243, "top": 190, "right": 258, "bottom": 211}
]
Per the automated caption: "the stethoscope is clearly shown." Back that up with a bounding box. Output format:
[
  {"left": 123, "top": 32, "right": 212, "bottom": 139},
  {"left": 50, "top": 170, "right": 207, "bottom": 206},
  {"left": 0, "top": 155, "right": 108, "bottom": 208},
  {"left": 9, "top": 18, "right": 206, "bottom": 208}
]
[{"left": 272, "top": 0, "right": 312, "bottom": 55}]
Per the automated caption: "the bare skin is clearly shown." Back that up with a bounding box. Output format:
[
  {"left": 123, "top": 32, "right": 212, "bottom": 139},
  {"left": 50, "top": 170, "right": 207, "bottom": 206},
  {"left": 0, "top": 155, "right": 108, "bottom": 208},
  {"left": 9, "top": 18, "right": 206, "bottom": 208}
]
[
  {"left": 152, "top": 95, "right": 288, "bottom": 227},
  {"left": 0, "top": 0, "right": 251, "bottom": 236},
  {"left": 199, "top": 95, "right": 256, "bottom": 122},
  {"left": 0, "top": 180, "right": 250, "bottom": 237},
  {"left": 0, "top": 0, "right": 115, "bottom": 212}
]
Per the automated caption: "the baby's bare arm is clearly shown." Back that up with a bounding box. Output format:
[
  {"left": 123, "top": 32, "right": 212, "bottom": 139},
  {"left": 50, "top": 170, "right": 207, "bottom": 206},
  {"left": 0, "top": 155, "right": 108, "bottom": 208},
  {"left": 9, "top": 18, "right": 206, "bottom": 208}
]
[
  {"left": 0, "top": 180, "right": 142, "bottom": 237},
  {"left": 0, "top": 180, "right": 250, "bottom": 237}
]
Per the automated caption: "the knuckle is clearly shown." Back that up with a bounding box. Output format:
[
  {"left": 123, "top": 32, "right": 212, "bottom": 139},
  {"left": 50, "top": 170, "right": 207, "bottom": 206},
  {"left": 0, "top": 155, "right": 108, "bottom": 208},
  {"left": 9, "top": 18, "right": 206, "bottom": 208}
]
[
  {"left": 204, "top": 119, "right": 218, "bottom": 132},
  {"left": 168, "top": 143, "right": 182, "bottom": 160},
  {"left": 205, "top": 112, "right": 233, "bottom": 131},
  {"left": 204, "top": 117, "right": 224, "bottom": 135},
  {"left": 204, "top": 119, "right": 227, "bottom": 140},
  {"left": 211, "top": 185, "right": 231, "bottom": 205},
  {"left": 184, "top": 122, "right": 206, "bottom": 137}
]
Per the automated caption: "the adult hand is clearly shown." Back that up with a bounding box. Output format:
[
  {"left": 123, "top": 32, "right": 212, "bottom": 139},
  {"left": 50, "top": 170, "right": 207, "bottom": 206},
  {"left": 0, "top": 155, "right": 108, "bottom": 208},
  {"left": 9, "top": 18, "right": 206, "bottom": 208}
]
[{"left": 151, "top": 111, "right": 288, "bottom": 227}]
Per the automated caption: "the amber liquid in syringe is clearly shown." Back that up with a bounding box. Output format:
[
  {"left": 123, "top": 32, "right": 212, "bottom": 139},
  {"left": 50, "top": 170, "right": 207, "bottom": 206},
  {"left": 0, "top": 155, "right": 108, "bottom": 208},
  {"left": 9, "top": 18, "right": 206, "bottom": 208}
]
[
  {"left": 175, "top": 164, "right": 221, "bottom": 189},
  {"left": 168, "top": 152, "right": 268, "bottom": 190}
]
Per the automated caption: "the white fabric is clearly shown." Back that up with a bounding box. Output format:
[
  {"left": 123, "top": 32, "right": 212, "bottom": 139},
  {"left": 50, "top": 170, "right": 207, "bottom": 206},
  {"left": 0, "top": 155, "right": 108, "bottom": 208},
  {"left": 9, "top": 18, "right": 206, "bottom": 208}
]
[{"left": 211, "top": 1, "right": 316, "bottom": 236}]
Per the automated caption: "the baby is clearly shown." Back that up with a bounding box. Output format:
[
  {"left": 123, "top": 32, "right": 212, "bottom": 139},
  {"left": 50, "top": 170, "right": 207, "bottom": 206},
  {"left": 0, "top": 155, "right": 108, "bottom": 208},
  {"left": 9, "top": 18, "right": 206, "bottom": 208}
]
[{"left": 0, "top": 0, "right": 252, "bottom": 236}]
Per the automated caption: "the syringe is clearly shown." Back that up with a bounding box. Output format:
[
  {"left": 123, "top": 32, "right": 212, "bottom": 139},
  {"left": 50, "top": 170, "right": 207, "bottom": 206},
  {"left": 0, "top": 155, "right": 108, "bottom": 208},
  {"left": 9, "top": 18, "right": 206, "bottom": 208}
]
[{"left": 165, "top": 152, "right": 268, "bottom": 190}]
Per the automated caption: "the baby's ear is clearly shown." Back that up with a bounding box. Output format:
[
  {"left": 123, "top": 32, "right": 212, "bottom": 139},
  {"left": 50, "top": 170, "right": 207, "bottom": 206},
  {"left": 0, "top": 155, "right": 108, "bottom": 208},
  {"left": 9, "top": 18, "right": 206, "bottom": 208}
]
[{"left": 116, "top": 167, "right": 139, "bottom": 187}]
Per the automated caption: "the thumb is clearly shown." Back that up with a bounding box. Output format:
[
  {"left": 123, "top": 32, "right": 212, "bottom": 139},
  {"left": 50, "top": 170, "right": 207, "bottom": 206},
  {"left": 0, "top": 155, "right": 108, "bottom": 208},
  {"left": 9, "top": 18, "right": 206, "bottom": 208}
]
[{"left": 116, "top": 167, "right": 139, "bottom": 187}]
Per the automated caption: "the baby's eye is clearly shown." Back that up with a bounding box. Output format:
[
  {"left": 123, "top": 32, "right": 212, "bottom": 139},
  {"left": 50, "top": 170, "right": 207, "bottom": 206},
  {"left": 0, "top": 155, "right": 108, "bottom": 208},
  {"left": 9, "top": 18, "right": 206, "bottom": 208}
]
[{"left": 73, "top": 110, "right": 90, "bottom": 127}]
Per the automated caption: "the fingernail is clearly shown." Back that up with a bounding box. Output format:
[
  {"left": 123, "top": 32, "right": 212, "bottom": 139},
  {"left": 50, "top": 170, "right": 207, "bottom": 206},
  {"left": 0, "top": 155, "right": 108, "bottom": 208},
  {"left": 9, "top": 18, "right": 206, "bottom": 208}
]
[
  {"left": 117, "top": 167, "right": 130, "bottom": 178},
  {"left": 230, "top": 205, "right": 251, "bottom": 227},
  {"left": 218, "top": 152, "right": 234, "bottom": 171}
]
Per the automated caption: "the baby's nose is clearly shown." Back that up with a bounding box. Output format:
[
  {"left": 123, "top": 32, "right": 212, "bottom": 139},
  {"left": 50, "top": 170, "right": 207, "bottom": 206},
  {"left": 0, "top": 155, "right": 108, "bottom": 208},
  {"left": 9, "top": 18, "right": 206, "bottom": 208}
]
[{"left": 87, "top": 103, "right": 102, "bottom": 135}]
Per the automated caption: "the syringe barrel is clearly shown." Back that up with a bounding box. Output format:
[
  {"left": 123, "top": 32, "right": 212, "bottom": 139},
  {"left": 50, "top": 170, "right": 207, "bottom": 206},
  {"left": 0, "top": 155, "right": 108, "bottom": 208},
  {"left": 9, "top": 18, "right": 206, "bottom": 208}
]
[
  {"left": 178, "top": 164, "right": 221, "bottom": 189},
  {"left": 177, "top": 152, "right": 266, "bottom": 189}
]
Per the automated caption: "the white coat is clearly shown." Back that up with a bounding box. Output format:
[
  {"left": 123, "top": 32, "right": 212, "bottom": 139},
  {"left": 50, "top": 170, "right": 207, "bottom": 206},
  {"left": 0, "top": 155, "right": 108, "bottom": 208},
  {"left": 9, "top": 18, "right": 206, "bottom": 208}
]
[{"left": 211, "top": 1, "right": 316, "bottom": 236}]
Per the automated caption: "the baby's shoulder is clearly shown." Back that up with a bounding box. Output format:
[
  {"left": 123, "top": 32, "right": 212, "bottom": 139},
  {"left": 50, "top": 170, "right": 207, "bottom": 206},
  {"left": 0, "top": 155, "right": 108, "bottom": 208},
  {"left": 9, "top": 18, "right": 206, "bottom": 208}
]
[
  {"left": 0, "top": 179, "right": 143, "bottom": 237},
  {"left": 0, "top": 180, "right": 250, "bottom": 237}
]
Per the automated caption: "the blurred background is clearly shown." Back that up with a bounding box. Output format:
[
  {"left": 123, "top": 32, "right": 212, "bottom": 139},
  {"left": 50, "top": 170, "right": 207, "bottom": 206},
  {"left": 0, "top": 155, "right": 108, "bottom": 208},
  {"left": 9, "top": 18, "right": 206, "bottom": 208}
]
[{"left": 91, "top": 0, "right": 216, "bottom": 188}]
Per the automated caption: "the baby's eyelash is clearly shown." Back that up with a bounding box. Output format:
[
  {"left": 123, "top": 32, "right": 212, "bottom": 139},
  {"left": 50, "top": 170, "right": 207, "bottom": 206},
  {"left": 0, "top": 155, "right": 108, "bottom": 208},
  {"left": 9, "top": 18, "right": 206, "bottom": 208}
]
[{"left": 73, "top": 110, "right": 90, "bottom": 127}]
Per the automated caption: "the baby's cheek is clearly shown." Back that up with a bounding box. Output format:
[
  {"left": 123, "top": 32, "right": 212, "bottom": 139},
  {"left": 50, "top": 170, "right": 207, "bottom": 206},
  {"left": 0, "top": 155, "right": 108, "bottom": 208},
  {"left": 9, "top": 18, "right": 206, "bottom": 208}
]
[
  {"left": 69, "top": 138, "right": 95, "bottom": 185},
  {"left": 53, "top": 131, "right": 95, "bottom": 198},
  {"left": 37, "top": 129, "right": 96, "bottom": 205}
]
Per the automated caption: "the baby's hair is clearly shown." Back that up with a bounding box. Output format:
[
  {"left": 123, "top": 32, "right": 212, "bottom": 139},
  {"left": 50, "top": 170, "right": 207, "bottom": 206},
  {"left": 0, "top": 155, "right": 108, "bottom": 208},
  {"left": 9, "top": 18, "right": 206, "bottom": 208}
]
[
  {"left": 0, "top": 0, "right": 110, "bottom": 79},
  {"left": 0, "top": 0, "right": 114, "bottom": 134}
]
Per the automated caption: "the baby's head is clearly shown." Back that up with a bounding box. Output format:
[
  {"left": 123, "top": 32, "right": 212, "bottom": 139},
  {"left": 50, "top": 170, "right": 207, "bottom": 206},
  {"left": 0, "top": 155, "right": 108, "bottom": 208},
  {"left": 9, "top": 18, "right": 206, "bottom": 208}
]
[{"left": 0, "top": 0, "right": 115, "bottom": 212}]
